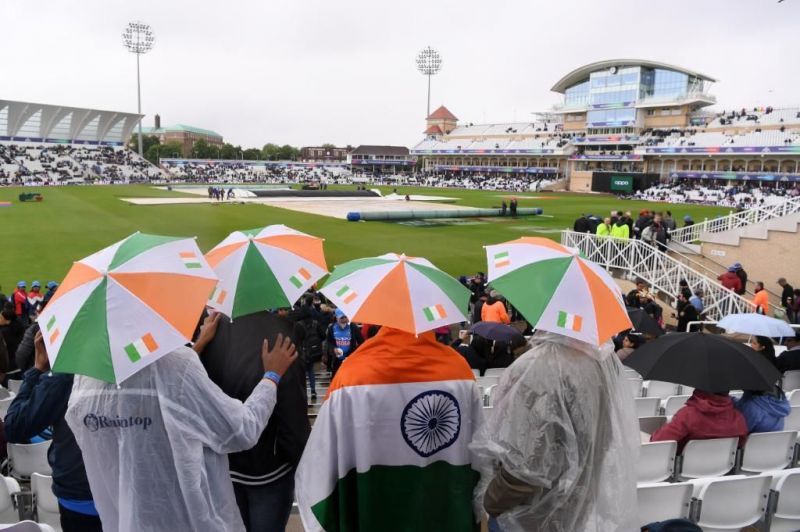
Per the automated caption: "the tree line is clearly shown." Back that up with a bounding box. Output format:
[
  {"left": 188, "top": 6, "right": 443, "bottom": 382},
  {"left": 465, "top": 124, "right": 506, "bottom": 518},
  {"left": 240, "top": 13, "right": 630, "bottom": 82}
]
[{"left": 129, "top": 135, "right": 305, "bottom": 165}]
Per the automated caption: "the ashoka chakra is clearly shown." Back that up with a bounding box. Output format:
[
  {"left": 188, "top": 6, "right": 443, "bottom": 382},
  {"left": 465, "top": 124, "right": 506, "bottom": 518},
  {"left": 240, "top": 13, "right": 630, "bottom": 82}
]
[{"left": 401, "top": 390, "right": 461, "bottom": 458}]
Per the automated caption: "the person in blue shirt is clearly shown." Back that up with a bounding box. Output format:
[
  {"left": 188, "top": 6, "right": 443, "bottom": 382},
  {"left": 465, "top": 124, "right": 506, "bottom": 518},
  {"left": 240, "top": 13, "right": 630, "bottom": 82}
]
[
  {"left": 734, "top": 336, "right": 791, "bottom": 433},
  {"left": 689, "top": 289, "right": 704, "bottom": 314},
  {"left": 325, "top": 309, "right": 364, "bottom": 376},
  {"left": 4, "top": 331, "right": 102, "bottom": 532}
]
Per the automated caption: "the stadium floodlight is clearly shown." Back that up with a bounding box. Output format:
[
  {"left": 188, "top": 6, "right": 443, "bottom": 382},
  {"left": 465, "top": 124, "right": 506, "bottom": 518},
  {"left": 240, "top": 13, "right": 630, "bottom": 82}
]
[
  {"left": 416, "top": 46, "right": 442, "bottom": 118},
  {"left": 123, "top": 21, "right": 155, "bottom": 157}
]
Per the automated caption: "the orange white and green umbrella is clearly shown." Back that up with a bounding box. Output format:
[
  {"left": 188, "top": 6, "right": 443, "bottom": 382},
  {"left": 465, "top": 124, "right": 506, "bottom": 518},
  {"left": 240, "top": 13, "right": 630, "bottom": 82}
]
[
  {"left": 37, "top": 233, "right": 218, "bottom": 384},
  {"left": 320, "top": 253, "right": 469, "bottom": 334},
  {"left": 204, "top": 225, "right": 328, "bottom": 319},
  {"left": 486, "top": 237, "right": 631, "bottom": 346}
]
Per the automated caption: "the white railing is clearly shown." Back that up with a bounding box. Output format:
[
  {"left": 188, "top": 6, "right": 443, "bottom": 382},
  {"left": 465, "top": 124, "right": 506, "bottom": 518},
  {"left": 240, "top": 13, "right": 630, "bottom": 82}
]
[
  {"left": 669, "top": 196, "right": 800, "bottom": 243},
  {"left": 561, "top": 231, "right": 754, "bottom": 321}
]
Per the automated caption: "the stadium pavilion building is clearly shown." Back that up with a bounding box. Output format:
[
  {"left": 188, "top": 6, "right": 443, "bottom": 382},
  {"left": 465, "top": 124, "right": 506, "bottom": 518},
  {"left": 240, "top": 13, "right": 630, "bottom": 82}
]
[{"left": 412, "top": 59, "right": 800, "bottom": 192}]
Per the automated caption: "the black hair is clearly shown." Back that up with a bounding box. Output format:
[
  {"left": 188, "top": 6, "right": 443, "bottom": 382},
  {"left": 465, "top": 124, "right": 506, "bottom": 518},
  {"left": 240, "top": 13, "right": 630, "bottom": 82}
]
[{"left": 753, "top": 336, "right": 777, "bottom": 368}]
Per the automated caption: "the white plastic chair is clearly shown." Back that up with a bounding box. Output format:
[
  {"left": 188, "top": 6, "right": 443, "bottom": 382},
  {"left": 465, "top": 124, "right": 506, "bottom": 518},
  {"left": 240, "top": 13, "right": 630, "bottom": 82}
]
[
  {"left": 31, "top": 474, "right": 60, "bottom": 531},
  {"left": 739, "top": 431, "right": 797, "bottom": 474},
  {"left": 784, "top": 406, "right": 800, "bottom": 432},
  {"left": 0, "top": 476, "right": 21, "bottom": 523},
  {"left": 0, "top": 399, "right": 13, "bottom": 419},
  {"left": 638, "top": 416, "right": 667, "bottom": 436},
  {"left": 0, "top": 389, "right": 11, "bottom": 401},
  {"left": 679, "top": 385, "right": 694, "bottom": 396},
  {"left": 679, "top": 437, "right": 738, "bottom": 479},
  {"left": 768, "top": 468, "right": 800, "bottom": 532},
  {"left": 476, "top": 376, "right": 499, "bottom": 389},
  {"left": 0, "top": 522, "right": 56, "bottom": 532},
  {"left": 690, "top": 474, "right": 771, "bottom": 532},
  {"left": 484, "top": 385, "right": 497, "bottom": 407},
  {"left": 663, "top": 395, "right": 691, "bottom": 417},
  {"left": 783, "top": 370, "right": 800, "bottom": 392},
  {"left": 626, "top": 377, "right": 643, "bottom": 398},
  {"left": 623, "top": 368, "right": 642, "bottom": 379},
  {"left": 644, "top": 380, "right": 680, "bottom": 399},
  {"left": 6, "top": 380, "right": 22, "bottom": 395},
  {"left": 637, "top": 441, "right": 677, "bottom": 484},
  {"left": 634, "top": 397, "right": 660, "bottom": 418},
  {"left": 471, "top": 369, "right": 480, "bottom": 378},
  {"left": 636, "top": 482, "right": 692, "bottom": 527},
  {"left": 483, "top": 368, "right": 505, "bottom": 378},
  {"left": 7, "top": 442, "right": 52, "bottom": 479},
  {"left": 786, "top": 389, "right": 800, "bottom": 406}
]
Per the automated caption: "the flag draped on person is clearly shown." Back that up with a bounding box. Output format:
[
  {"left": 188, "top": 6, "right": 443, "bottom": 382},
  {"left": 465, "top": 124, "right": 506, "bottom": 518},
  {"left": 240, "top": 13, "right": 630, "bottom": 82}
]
[{"left": 295, "top": 327, "right": 483, "bottom": 531}]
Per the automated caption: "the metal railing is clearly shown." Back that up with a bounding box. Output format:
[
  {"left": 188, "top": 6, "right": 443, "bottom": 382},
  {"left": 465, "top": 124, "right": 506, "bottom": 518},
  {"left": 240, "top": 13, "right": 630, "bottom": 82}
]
[
  {"left": 561, "top": 231, "right": 754, "bottom": 321},
  {"left": 669, "top": 196, "right": 800, "bottom": 243}
]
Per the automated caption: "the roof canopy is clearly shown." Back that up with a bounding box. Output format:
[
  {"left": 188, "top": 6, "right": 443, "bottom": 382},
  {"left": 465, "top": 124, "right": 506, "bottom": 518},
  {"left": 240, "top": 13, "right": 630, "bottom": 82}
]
[
  {"left": 551, "top": 59, "right": 716, "bottom": 93},
  {"left": 351, "top": 145, "right": 410, "bottom": 156},
  {"left": 141, "top": 123, "right": 222, "bottom": 139}
]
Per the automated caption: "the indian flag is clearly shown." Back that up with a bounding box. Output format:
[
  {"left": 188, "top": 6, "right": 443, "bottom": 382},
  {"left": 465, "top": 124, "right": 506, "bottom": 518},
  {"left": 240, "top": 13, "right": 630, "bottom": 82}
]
[
  {"left": 46, "top": 315, "right": 60, "bottom": 344},
  {"left": 180, "top": 251, "right": 202, "bottom": 269},
  {"left": 295, "top": 328, "right": 483, "bottom": 532},
  {"left": 289, "top": 267, "right": 312, "bottom": 289},
  {"left": 209, "top": 285, "right": 227, "bottom": 305},
  {"left": 423, "top": 304, "right": 447, "bottom": 322},
  {"left": 493, "top": 251, "right": 510, "bottom": 268},
  {"left": 335, "top": 284, "right": 357, "bottom": 304},
  {"left": 124, "top": 333, "right": 159, "bottom": 363},
  {"left": 557, "top": 310, "right": 583, "bottom": 332}
]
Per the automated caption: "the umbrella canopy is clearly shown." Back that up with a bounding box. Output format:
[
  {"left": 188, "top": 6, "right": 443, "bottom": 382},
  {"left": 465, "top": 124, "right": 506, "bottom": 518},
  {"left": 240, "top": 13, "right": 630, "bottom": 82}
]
[
  {"left": 469, "top": 322, "right": 525, "bottom": 344},
  {"left": 37, "top": 232, "right": 218, "bottom": 384},
  {"left": 626, "top": 307, "right": 665, "bottom": 337},
  {"left": 623, "top": 332, "right": 781, "bottom": 392},
  {"left": 717, "top": 313, "right": 795, "bottom": 338},
  {"left": 485, "top": 237, "right": 631, "bottom": 346},
  {"left": 320, "top": 253, "right": 469, "bottom": 335},
  {"left": 204, "top": 225, "right": 328, "bottom": 319}
]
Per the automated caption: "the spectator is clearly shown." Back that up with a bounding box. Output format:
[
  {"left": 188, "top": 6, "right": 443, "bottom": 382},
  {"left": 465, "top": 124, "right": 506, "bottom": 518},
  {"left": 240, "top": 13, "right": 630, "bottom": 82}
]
[
  {"left": 615, "top": 332, "right": 642, "bottom": 361},
  {"left": 752, "top": 282, "right": 769, "bottom": 315},
  {"left": 0, "top": 303, "right": 25, "bottom": 363},
  {"left": 451, "top": 330, "right": 487, "bottom": 375},
  {"left": 595, "top": 217, "right": 612, "bottom": 236},
  {"left": 777, "top": 277, "right": 794, "bottom": 321},
  {"left": 43, "top": 281, "right": 58, "bottom": 306},
  {"left": 294, "top": 303, "right": 324, "bottom": 401},
  {"left": 734, "top": 336, "right": 790, "bottom": 432},
  {"left": 675, "top": 289, "right": 699, "bottom": 332},
  {"left": 732, "top": 263, "right": 748, "bottom": 296},
  {"left": 610, "top": 217, "right": 630, "bottom": 239},
  {"left": 572, "top": 214, "right": 591, "bottom": 233},
  {"left": 642, "top": 213, "right": 670, "bottom": 252},
  {"left": 651, "top": 389, "right": 748, "bottom": 452},
  {"left": 5, "top": 331, "right": 101, "bottom": 532},
  {"left": 26, "top": 281, "right": 43, "bottom": 320},
  {"left": 481, "top": 290, "right": 510, "bottom": 324},
  {"left": 663, "top": 211, "right": 677, "bottom": 231},
  {"left": 792, "top": 288, "right": 800, "bottom": 324},
  {"left": 12, "top": 281, "right": 28, "bottom": 324},
  {"left": 689, "top": 289, "right": 704, "bottom": 314},
  {"left": 776, "top": 332, "right": 800, "bottom": 373},
  {"left": 66, "top": 317, "right": 299, "bottom": 532},
  {"left": 718, "top": 267, "right": 743, "bottom": 294},
  {"left": 683, "top": 215, "right": 694, "bottom": 227},
  {"left": 325, "top": 309, "right": 364, "bottom": 376}
]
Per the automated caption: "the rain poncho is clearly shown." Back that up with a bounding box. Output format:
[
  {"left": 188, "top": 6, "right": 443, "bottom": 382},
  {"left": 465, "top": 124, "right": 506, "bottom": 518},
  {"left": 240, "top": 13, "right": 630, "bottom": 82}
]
[
  {"left": 65, "top": 346, "right": 277, "bottom": 532},
  {"left": 470, "top": 331, "right": 639, "bottom": 531}
]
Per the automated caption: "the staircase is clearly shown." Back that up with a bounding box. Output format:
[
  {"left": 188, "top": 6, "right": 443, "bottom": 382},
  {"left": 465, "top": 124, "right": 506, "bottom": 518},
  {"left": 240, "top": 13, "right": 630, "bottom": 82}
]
[{"left": 561, "top": 230, "right": 754, "bottom": 322}]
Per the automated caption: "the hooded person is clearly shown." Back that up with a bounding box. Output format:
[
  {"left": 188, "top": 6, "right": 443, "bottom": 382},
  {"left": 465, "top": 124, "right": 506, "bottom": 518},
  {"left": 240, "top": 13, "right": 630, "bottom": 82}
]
[
  {"left": 295, "top": 326, "right": 484, "bottom": 531},
  {"left": 481, "top": 290, "right": 510, "bottom": 324},
  {"left": 470, "top": 331, "right": 639, "bottom": 532},
  {"left": 733, "top": 336, "right": 791, "bottom": 433},
  {"left": 609, "top": 217, "right": 630, "bottom": 239},
  {"left": 65, "top": 314, "right": 299, "bottom": 532}
]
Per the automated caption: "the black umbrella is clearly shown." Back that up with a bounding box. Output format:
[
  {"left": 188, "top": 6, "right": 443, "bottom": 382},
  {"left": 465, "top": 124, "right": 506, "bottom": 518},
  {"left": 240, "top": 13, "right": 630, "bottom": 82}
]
[
  {"left": 626, "top": 307, "right": 664, "bottom": 337},
  {"left": 469, "top": 322, "right": 525, "bottom": 345},
  {"left": 623, "top": 332, "right": 780, "bottom": 392}
]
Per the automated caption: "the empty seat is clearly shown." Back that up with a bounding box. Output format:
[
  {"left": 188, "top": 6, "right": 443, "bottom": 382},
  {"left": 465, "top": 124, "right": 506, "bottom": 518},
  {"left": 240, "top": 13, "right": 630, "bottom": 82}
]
[
  {"left": 624, "top": 368, "right": 641, "bottom": 379},
  {"left": 6, "top": 380, "right": 22, "bottom": 395},
  {"left": 663, "top": 395, "right": 691, "bottom": 417},
  {"left": 0, "top": 388, "right": 11, "bottom": 400},
  {"left": 635, "top": 397, "right": 661, "bottom": 418},
  {"left": 31, "top": 474, "right": 60, "bottom": 530},
  {"left": 636, "top": 482, "right": 692, "bottom": 527},
  {"left": 786, "top": 389, "right": 800, "bottom": 406},
  {"left": 0, "top": 522, "right": 57, "bottom": 532},
  {"left": 483, "top": 368, "right": 505, "bottom": 378},
  {"left": 783, "top": 371, "right": 800, "bottom": 392},
  {"left": 484, "top": 385, "right": 498, "bottom": 407},
  {"left": 690, "top": 475, "right": 771, "bottom": 532},
  {"left": 637, "top": 441, "right": 677, "bottom": 483},
  {"left": 784, "top": 406, "right": 800, "bottom": 432},
  {"left": 0, "top": 399, "right": 13, "bottom": 419},
  {"left": 768, "top": 468, "right": 800, "bottom": 532},
  {"left": 638, "top": 416, "right": 667, "bottom": 436},
  {"left": 679, "top": 437, "right": 738, "bottom": 479},
  {"left": 477, "top": 376, "right": 499, "bottom": 388},
  {"left": 644, "top": 380, "right": 680, "bottom": 399},
  {"left": 739, "top": 431, "right": 797, "bottom": 474},
  {"left": 471, "top": 369, "right": 480, "bottom": 378},
  {"left": 0, "top": 476, "right": 21, "bottom": 523},
  {"left": 679, "top": 385, "right": 694, "bottom": 396},
  {"left": 627, "top": 377, "right": 643, "bottom": 398},
  {"left": 7, "top": 442, "right": 52, "bottom": 479}
]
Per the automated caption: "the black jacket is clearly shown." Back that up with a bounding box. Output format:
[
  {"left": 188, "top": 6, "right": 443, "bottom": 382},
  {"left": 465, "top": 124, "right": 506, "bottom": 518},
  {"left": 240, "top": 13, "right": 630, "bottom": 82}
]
[
  {"left": 201, "top": 312, "right": 310, "bottom": 486},
  {"left": 573, "top": 216, "right": 591, "bottom": 233},
  {"left": 777, "top": 347, "right": 800, "bottom": 373},
  {"left": 5, "top": 369, "right": 93, "bottom": 501},
  {"left": 780, "top": 284, "right": 794, "bottom": 308}
]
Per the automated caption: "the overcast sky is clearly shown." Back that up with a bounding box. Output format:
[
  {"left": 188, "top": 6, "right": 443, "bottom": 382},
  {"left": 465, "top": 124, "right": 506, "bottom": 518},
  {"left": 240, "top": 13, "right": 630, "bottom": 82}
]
[{"left": 1, "top": 1, "right": 797, "bottom": 149}]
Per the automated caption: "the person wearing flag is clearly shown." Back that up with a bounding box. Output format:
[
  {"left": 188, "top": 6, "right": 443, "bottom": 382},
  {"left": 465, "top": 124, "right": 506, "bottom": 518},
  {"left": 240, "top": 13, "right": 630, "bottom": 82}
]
[
  {"left": 65, "top": 315, "right": 299, "bottom": 532},
  {"left": 295, "top": 326, "right": 484, "bottom": 531}
]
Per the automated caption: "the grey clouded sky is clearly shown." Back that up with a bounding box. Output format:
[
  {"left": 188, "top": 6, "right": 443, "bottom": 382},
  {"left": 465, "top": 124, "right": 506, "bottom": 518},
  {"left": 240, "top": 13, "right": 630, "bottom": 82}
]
[{"left": 1, "top": 0, "right": 797, "bottom": 149}]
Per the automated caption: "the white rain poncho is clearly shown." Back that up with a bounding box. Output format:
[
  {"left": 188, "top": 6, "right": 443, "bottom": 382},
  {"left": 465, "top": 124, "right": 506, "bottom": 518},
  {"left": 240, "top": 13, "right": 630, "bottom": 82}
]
[
  {"left": 470, "top": 332, "right": 639, "bottom": 531},
  {"left": 65, "top": 346, "right": 277, "bottom": 532}
]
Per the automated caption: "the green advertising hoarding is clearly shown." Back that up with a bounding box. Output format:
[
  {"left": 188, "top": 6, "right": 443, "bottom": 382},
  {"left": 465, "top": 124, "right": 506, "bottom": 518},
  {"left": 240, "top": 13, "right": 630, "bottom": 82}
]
[{"left": 610, "top": 175, "right": 633, "bottom": 192}]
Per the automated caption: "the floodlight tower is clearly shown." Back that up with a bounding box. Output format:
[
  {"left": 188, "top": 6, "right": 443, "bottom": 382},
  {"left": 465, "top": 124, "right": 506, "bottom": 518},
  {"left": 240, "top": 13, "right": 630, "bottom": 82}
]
[
  {"left": 123, "top": 21, "right": 155, "bottom": 157},
  {"left": 416, "top": 46, "right": 442, "bottom": 118}
]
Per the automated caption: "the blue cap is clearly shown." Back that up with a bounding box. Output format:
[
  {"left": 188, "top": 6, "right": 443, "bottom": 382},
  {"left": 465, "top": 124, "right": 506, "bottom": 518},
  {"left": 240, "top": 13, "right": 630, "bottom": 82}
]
[
  {"left": 46, "top": 281, "right": 58, "bottom": 289},
  {"left": 683, "top": 215, "right": 692, "bottom": 222},
  {"left": 31, "top": 281, "right": 40, "bottom": 288},
  {"left": 334, "top": 308, "right": 346, "bottom": 319},
  {"left": 16, "top": 281, "right": 26, "bottom": 288},
  {"left": 732, "top": 262, "right": 742, "bottom": 270}
]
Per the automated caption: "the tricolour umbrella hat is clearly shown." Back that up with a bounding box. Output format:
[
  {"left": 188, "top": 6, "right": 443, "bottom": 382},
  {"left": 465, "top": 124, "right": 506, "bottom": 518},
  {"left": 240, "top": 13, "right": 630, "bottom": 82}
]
[
  {"left": 204, "top": 225, "right": 328, "bottom": 319},
  {"left": 717, "top": 313, "right": 795, "bottom": 338},
  {"left": 623, "top": 332, "right": 780, "bottom": 392},
  {"left": 485, "top": 237, "right": 631, "bottom": 346},
  {"left": 37, "top": 233, "right": 218, "bottom": 384},
  {"left": 320, "top": 253, "right": 470, "bottom": 335}
]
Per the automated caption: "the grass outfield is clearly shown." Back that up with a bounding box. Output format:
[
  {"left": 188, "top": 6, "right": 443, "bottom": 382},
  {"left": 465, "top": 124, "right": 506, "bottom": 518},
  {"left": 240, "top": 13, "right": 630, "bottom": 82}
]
[{"left": 0, "top": 185, "right": 731, "bottom": 286}]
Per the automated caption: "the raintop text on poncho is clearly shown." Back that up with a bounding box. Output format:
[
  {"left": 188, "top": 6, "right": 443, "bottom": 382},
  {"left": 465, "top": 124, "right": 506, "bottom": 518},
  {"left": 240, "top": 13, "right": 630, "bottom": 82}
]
[
  {"left": 65, "top": 346, "right": 277, "bottom": 532},
  {"left": 470, "top": 331, "right": 639, "bottom": 531}
]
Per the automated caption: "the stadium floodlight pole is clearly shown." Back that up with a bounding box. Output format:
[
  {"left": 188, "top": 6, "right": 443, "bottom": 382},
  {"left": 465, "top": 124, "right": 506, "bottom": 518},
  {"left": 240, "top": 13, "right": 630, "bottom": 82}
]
[
  {"left": 123, "top": 21, "right": 155, "bottom": 157},
  {"left": 416, "top": 46, "right": 442, "bottom": 118}
]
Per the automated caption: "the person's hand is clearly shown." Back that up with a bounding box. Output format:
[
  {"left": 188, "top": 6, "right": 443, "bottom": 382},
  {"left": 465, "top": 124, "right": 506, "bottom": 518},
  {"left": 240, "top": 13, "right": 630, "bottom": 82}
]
[
  {"left": 262, "top": 333, "right": 298, "bottom": 377},
  {"left": 334, "top": 347, "right": 344, "bottom": 359},
  {"left": 193, "top": 312, "right": 221, "bottom": 354},
  {"left": 34, "top": 330, "right": 50, "bottom": 372}
]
